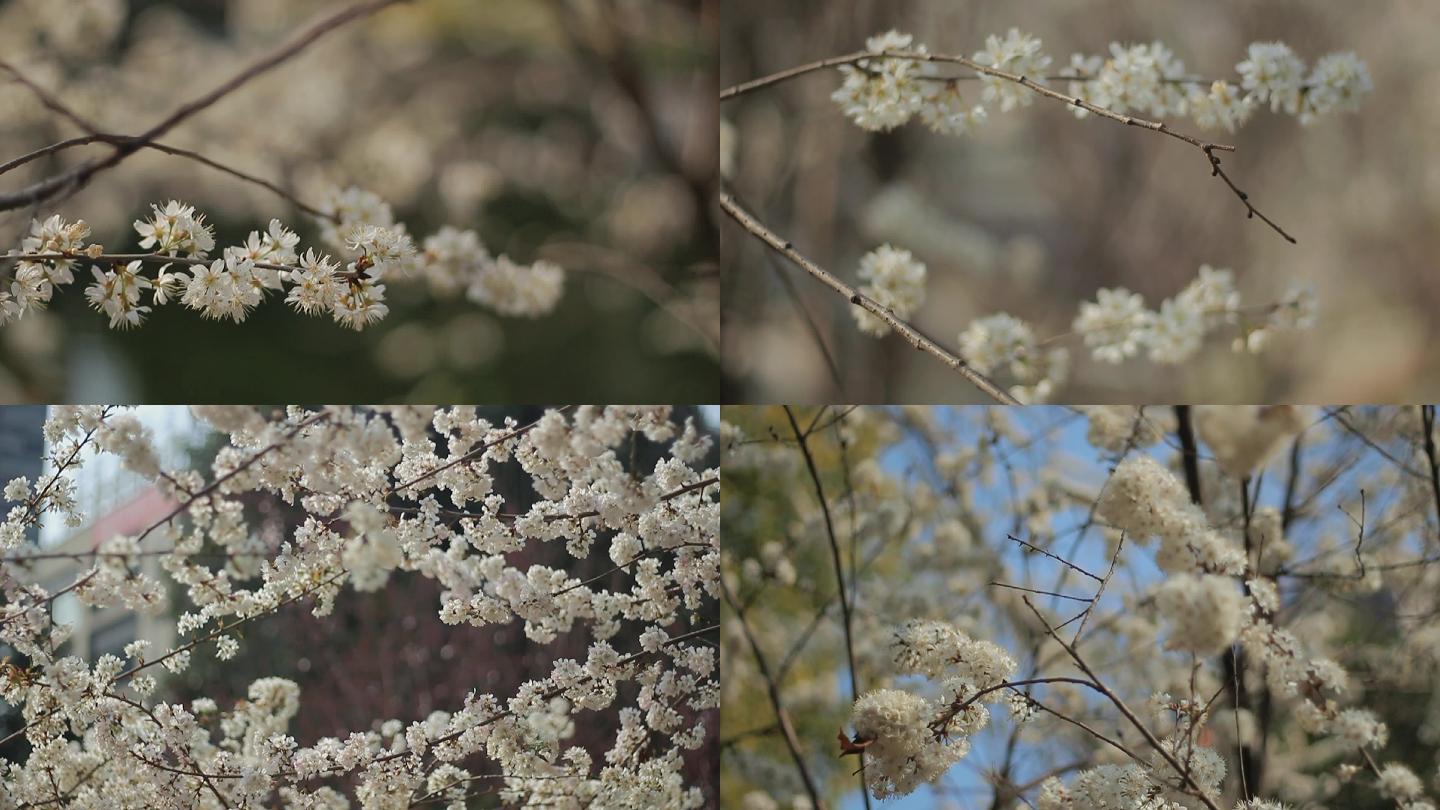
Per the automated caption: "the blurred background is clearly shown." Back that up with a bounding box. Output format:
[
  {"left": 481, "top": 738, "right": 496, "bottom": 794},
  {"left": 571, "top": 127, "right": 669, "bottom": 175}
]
[
  {"left": 720, "top": 0, "right": 1436, "bottom": 404},
  {"left": 0, "top": 405, "right": 721, "bottom": 805},
  {"left": 0, "top": 0, "right": 718, "bottom": 402}
]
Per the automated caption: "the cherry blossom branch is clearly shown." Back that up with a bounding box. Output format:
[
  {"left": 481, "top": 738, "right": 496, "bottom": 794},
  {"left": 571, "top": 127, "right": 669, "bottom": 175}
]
[
  {"left": 392, "top": 406, "right": 575, "bottom": 493},
  {"left": 0, "top": 570, "right": 98, "bottom": 630},
  {"left": 724, "top": 51, "right": 1233, "bottom": 155},
  {"left": 0, "top": 708, "right": 60, "bottom": 749},
  {"left": 538, "top": 475, "right": 719, "bottom": 523},
  {"left": 116, "top": 702, "right": 236, "bottom": 809},
  {"left": 719, "top": 189, "right": 1020, "bottom": 404},
  {"left": 721, "top": 49, "right": 1297, "bottom": 243},
  {"left": 13, "top": 414, "right": 108, "bottom": 526},
  {"left": 323, "top": 623, "right": 721, "bottom": 779},
  {"left": 112, "top": 569, "right": 349, "bottom": 684},
  {"left": 14, "top": 755, "right": 109, "bottom": 809},
  {"left": 1, "top": 548, "right": 264, "bottom": 564},
  {"left": 6, "top": 251, "right": 297, "bottom": 276},
  {"left": 132, "top": 410, "right": 332, "bottom": 547},
  {"left": 387, "top": 475, "right": 719, "bottom": 525},
  {"left": 927, "top": 676, "right": 1101, "bottom": 735},
  {"left": 1022, "top": 596, "right": 1225, "bottom": 810},
  {"left": 547, "top": 542, "right": 712, "bottom": 599},
  {"left": 857, "top": 66, "right": 1215, "bottom": 87}
]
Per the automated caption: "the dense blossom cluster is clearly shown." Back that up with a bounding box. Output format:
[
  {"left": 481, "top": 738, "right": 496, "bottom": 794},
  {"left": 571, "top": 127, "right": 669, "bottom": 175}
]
[
  {"left": 832, "top": 29, "right": 1371, "bottom": 134},
  {"left": 846, "top": 620, "right": 1017, "bottom": 798},
  {"left": 724, "top": 406, "right": 1440, "bottom": 810},
  {"left": 831, "top": 31, "right": 989, "bottom": 134},
  {"left": 844, "top": 247, "right": 1314, "bottom": 401},
  {"left": 1, "top": 189, "right": 565, "bottom": 330},
  {"left": 1074, "top": 268, "right": 1317, "bottom": 364},
  {"left": 1036, "top": 752, "right": 1228, "bottom": 810},
  {"left": 948, "top": 265, "right": 1312, "bottom": 402},
  {"left": 958, "top": 313, "right": 1070, "bottom": 403},
  {"left": 849, "top": 244, "right": 927, "bottom": 337},
  {"left": 0, "top": 405, "right": 718, "bottom": 808},
  {"left": 857, "top": 417, "right": 1427, "bottom": 805},
  {"left": 1097, "top": 453, "right": 1249, "bottom": 575}
]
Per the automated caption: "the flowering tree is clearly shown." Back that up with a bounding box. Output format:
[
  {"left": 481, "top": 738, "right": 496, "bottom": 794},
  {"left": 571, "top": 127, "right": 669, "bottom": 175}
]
[
  {"left": 719, "top": 7, "right": 1376, "bottom": 403},
  {"left": 721, "top": 405, "right": 1440, "bottom": 809},
  {"left": 0, "top": 1, "right": 718, "bottom": 400},
  {"left": 0, "top": 405, "right": 719, "bottom": 807}
]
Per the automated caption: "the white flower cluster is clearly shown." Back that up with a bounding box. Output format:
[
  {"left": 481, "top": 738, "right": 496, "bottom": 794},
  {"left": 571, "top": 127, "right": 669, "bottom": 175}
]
[
  {"left": 1153, "top": 573, "right": 1247, "bottom": 654},
  {"left": 0, "top": 405, "right": 718, "bottom": 808},
  {"left": 1036, "top": 753, "right": 1226, "bottom": 810},
  {"left": 1096, "top": 454, "right": 1246, "bottom": 574},
  {"left": 1080, "top": 405, "right": 1170, "bottom": 455},
  {"left": 831, "top": 31, "right": 987, "bottom": 134},
  {"left": 958, "top": 313, "right": 1070, "bottom": 404},
  {"left": 2, "top": 213, "right": 103, "bottom": 324},
  {"left": 1074, "top": 267, "right": 1316, "bottom": 366},
  {"left": 847, "top": 619, "right": 1016, "bottom": 798},
  {"left": 833, "top": 30, "right": 1370, "bottom": 134},
  {"left": 2, "top": 188, "right": 565, "bottom": 330},
  {"left": 1236, "top": 43, "right": 1373, "bottom": 126},
  {"left": 1374, "top": 763, "right": 1437, "bottom": 810},
  {"left": 1095, "top": 435, "right": 1421, "bottom": 805},
  {"left": 1238, "top": 609, "right": 1388, "bottom": 753},
  {"left": 850, "top": 244, "right": 927, "bottom": 337},
  {"left": 334, "top": 187, "right": 565, "bottom": 320},
  {"left": 1067, "top": 40, "right": 1371, "bottom": 131},
  {"left": 973, "top": 29, "right": 1053, "bottom": 107},
  {"left": 850, "top": 253, "right": 1312, "bottom": 401}
]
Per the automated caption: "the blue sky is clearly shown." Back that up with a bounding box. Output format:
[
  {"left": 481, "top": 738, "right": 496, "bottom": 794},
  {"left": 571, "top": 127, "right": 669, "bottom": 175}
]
[
  {"left": 846, "top": 407, "right": 1099, "bottom": 809},
  {"left": 827, "top": 406, "right": 1395, "bottom": 808}
]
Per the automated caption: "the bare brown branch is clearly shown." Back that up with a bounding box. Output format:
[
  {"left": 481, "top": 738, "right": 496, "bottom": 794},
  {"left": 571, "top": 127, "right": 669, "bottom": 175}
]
[{"left": 719, "top": 189, "right": 1021, "bottom": 404}]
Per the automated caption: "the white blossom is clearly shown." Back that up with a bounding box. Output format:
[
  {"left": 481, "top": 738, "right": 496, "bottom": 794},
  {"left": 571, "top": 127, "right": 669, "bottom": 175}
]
[
  {"left": 6, "top": 191, "right": 566, "bottom": 330},
  {"left": 0, "top": 406, "right": 718, "bottom": 808},
  {"left": 851, "top": 244, "right": 927, "bottom": 337}
]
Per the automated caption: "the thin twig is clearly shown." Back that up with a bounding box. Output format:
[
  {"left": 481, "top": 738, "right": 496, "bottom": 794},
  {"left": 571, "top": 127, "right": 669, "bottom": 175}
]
[
  {"left": 989, "top": 581, "right": 1094, "bottom": 602},
  {"left": 722, "top": 49, "right": 1295, "bottom": 243},
  {"left": 7, "top": 252, "right": 295, "bottom": 275},
  {"left": 0, "top": 135, "right": 107, "bottom": 177},
  {"left": 720, "top": 190, "right": 1020, "bottom": 404},
  {"left": 0, "top": 0, "right": 408, "bottom": 212},
  {"left": 1022, "top": 597, "right": 1224, "bottom": 810},
  {"left": 1071, "top": 533, "right": 1124, "bottom": 646},
  {"left": 0, "top": 61, "right": 102, "bottom": 134},
  {"left": 720, "top": 577, "right": 829, "bottom": 810},
  {"left": 784, "top": 406, "right": 872, "bottom": 810},
  {"left": 1007, "top": 534, "right": 1104, "bottom": 582}
]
